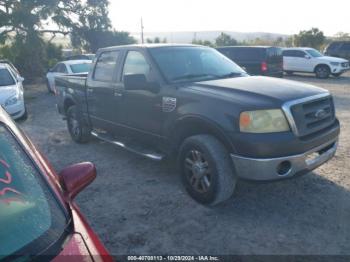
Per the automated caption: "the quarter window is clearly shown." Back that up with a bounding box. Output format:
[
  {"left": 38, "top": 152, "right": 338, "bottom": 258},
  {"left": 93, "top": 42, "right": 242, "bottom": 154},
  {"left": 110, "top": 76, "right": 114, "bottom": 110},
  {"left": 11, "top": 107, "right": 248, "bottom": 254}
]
[{"left": 93, "top": 51, "right": 120, "bottom": 82}]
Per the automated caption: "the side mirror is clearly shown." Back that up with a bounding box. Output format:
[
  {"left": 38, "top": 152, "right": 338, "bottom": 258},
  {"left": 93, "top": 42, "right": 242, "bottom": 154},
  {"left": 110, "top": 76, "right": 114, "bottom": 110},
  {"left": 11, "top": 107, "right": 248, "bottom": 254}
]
[
  {"left": 59, "top": 162, "right": 96, "bottom": 200},
  {"left": 124, "top": 74, "right": 148, "bottom": 90},
  {"left": 124, "top": 74, "right": 160, "bottom": 93},
  {"left": 17, "top": 76, "right": 24, "bottom": 82},
  {"left": 304, "top": 55, "right": 311, "bottom": 59}
]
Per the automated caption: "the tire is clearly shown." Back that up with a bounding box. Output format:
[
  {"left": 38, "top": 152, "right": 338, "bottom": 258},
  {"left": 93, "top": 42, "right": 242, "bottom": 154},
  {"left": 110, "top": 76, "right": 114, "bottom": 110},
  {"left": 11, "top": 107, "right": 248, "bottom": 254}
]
[
  {"left": 178, "top": 134, "right": 237, "bottom": 206},
  {"left": 46, "top": 79, "right": 53, "bottom": 93},
  {"left": 17, "top": 107, "right": 28, "bottom": 121},
  {"left": 315, "top": 65, "right": 330, "bottom": 79},
  {"left": 332, "top": 73, "right": 342, "bottom": 77},
  {"left": 66, "top": 105, "right": 91, "bottom": 143},
  {"left": 285, "top": 71, "right": 294, "bottom": 76}
]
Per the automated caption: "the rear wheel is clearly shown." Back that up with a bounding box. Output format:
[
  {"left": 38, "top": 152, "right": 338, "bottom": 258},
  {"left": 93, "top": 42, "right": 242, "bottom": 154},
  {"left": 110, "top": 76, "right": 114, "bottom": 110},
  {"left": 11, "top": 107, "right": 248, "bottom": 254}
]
[
  {"left": 67, "top": 106, "right": 91, "bottom": 143},
  {"left": 178, "top": 135, "right": 236, "bottom": 206},
  {"left": 315, "top": 65, "right": 330, "bottom": 79}
]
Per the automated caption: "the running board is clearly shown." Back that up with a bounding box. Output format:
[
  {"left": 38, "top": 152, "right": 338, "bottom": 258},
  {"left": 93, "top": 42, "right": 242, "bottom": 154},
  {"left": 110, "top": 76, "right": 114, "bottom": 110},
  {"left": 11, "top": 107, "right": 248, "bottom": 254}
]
[{"left": 91, "top": 131, "right": 164, "bottom": 161}]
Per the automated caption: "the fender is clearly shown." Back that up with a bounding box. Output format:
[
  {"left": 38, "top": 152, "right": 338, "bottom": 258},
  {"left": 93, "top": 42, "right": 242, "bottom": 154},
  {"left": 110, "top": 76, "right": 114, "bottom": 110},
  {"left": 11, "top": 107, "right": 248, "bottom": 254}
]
[{"left": 168, "top": 114, "right": 237, "bottom": 154}]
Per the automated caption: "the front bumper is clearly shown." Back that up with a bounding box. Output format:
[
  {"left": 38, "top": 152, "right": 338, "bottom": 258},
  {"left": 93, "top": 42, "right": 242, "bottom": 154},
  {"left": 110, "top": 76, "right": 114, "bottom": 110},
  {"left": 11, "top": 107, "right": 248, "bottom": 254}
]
[
  {"left": 331, "top": 65, "right": 349, "bottom": 74},
  {"left": 2, "top": 101, "right": 26, "bottom": 119},
  {"left": 231, "top": 138, "right": 338, "bottom": 181}
]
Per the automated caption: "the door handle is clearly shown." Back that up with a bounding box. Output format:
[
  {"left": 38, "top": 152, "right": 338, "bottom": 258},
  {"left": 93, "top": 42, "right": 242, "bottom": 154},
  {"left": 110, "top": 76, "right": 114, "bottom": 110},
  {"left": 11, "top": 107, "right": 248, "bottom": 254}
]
[
  {"left": 114, "top": 92, "right": 123, "bottom": 97},
  {"left": 87, "top": 87, "right": 93, "bottom": 93}
]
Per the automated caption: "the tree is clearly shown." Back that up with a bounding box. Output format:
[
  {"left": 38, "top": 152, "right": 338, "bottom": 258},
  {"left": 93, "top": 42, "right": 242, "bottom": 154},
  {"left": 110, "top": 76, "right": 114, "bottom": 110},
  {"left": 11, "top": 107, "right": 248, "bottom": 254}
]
[
  {"left": 146, "top": 37, "right": 167, "bottom": 44},
  {"left": 333, "top": 32, "right": 350, "bottom": 40},
  {"left": 0, "top": 0, "right": 82, "bottom": 79},
  {"left": 293, "top": 28, "right": 325, "bottom": 49},
  {"left": 215, "top": 32, "right": 238, "bottom": 47},
  {"left": 192, "top": 39, "right": 214, "bottom": 47}
]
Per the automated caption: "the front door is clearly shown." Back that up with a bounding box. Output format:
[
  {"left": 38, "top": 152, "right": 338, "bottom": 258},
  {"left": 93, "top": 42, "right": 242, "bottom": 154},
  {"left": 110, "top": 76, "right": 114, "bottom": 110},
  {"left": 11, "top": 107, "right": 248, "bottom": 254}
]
[{"left": 116, "top": 50, "right": 163, "bottom": 139}]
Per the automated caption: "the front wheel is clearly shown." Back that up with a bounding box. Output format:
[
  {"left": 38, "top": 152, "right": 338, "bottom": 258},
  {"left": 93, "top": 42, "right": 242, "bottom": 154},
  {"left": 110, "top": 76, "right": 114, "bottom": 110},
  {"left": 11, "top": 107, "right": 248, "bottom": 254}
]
[
  {"left": 178, "top": 135, "right": 237, "bottom": 206},
  {"left": 67, "top": 106, "right": 91, "bottom": 143},
  {"left": 315, "top": 65, "right": 330, "bottom": 79}
]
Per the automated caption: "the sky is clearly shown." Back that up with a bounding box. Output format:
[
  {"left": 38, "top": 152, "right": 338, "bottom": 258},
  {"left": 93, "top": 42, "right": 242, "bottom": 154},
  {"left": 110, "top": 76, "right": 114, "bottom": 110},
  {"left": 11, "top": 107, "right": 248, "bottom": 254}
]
[{"left": 109, "top": 0, "right": 349, "bottom": 36}]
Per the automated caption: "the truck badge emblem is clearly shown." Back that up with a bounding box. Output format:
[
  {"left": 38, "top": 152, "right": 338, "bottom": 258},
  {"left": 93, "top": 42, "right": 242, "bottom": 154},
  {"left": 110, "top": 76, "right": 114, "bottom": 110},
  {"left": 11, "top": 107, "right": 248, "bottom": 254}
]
[
  {"left": 162, "top": 97, "right": 177, "bottom": 112},
  {"left": 314, "top": 109, "right": 327, "bottom": 119}
]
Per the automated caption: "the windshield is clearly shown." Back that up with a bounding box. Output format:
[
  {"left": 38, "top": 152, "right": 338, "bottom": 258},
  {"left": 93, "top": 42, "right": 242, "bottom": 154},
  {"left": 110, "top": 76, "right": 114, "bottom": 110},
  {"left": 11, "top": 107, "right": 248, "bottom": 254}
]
[
  {"left": 0, "top": 125, "right": 68, "bottom": 260},
  {"left": 0, "top": 68, "right": 15, "bottom": 86},
  {"left": 69, "top": 63, "right": 91, "bottom": 73},
  {"left": 149, "top": 47, "right": 247, "bottom": 83},
  {"left": 306, "top": 49, "right": 323, "bottom": 58}
]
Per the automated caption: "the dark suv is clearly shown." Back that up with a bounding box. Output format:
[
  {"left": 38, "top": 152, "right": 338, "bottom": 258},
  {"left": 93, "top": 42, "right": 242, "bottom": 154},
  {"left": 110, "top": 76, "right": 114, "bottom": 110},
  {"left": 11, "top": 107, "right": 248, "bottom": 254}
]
[
  {"left": 324, "top": 41, "right": 350, "bottom": 60},
  {"left": 216, "top": 46, "right": 284, "bottom": 77}
]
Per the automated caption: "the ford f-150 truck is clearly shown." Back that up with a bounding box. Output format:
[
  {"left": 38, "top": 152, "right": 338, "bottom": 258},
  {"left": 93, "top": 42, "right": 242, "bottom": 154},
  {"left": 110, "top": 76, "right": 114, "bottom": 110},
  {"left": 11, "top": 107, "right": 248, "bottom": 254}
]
[{"left": 55, "top": 44, "right": 340, "bottom": 205}]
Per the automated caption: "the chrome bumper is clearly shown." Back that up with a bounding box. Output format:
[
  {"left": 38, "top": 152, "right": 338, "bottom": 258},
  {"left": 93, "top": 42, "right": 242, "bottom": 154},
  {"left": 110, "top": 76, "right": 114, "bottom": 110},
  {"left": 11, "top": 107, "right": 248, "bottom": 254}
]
[{"left": 231, "top": 139, "right": 338, "bottom": 181}]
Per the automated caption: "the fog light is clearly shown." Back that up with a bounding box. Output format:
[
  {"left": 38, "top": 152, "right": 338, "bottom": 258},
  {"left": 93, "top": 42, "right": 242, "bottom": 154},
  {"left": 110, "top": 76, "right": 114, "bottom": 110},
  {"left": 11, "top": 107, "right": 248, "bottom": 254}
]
[{"left": 276, "top": 161, "right": 291, "bottom": 176}]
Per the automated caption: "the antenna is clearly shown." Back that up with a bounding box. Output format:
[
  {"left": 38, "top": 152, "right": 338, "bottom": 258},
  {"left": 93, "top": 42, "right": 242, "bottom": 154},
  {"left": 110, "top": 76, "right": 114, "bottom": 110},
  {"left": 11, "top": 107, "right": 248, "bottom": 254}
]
[{"left": 141, "top": 17, "right": 144, "bottom": 44}]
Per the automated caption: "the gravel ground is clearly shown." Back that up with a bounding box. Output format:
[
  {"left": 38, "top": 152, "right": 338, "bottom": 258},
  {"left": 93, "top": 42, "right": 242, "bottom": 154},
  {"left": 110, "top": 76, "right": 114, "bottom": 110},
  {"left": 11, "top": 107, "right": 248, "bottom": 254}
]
[{"left": 19, "top": 72, "right": 350, "bottom": 256}]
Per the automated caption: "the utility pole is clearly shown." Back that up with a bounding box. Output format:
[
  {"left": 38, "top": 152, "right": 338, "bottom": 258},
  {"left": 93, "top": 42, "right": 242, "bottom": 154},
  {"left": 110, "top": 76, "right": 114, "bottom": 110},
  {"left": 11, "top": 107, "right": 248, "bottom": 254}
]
[{"left": 141, "top": 17, "right": 144, "bottom": 44}]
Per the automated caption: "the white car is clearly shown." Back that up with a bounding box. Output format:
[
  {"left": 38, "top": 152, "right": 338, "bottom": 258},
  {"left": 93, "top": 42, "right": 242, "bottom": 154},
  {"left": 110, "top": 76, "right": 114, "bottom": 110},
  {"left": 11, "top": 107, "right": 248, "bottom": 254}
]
[
  {"left": 46, "top": 60, "right": 91, "bottom": 93},
  {"left": 282, "top": 47, "right": 350, "bottom": 78},
  {"left": 0, "top": 63, "right": 26, "bottom": 120}
]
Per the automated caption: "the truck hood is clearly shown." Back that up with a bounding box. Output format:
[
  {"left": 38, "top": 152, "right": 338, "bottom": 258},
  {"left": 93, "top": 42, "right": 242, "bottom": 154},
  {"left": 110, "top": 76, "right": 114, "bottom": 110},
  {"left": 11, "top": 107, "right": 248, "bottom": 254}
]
[{"left": 185, "top": 76, "right": 328, "bottom": 106}]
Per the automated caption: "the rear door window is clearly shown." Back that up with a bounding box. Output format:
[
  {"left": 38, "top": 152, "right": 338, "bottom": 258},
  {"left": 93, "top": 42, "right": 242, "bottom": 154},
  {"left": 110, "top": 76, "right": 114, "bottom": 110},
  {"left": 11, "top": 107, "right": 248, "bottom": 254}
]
[
  {"left": 93, "top": 51, "right": 120, "bottom": 82},
  {"left": 0, "top": 68, "right": 15, "bottom": 86},
  {"left": 229, "top": 48, "right": 264, "bottom": 61},
  {"left": 0, "top": 125, "right": 68, "bottom": 258}
]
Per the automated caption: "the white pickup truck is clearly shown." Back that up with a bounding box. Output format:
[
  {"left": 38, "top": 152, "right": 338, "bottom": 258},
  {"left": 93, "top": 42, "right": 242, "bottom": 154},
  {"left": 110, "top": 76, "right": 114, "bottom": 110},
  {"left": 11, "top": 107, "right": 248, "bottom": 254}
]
[{"left": 283, "top": 47, "right": 350, "bottom": 78}]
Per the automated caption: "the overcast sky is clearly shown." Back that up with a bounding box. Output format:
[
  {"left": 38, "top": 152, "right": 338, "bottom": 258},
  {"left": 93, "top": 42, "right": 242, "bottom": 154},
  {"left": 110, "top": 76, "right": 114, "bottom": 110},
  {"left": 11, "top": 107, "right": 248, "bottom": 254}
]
[{"left": 109, "top": 0, "right": 349, "bottom": 36}]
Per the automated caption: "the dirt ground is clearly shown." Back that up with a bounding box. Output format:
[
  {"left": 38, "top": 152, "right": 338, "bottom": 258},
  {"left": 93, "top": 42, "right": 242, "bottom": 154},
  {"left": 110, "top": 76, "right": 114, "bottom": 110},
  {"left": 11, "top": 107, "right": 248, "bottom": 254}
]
[{"left": 19, "top": 72, "right": 350, "bottom": 256}]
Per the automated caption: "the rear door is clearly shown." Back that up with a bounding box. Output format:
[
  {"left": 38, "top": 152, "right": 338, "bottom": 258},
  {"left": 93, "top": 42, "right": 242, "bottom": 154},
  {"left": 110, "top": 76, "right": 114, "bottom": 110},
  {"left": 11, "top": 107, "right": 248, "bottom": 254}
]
[
  {"left": 339, "top": 43, "right": 350, "bottom": 60},
  {"left": 230, "top": 48, "right": 263, "bottom": 75},
  {"left": 266, "top": 47, "right": 283, "bottom": 74},
  {"left": 86, "top": 50, "right": 121, "bottom": 131}
]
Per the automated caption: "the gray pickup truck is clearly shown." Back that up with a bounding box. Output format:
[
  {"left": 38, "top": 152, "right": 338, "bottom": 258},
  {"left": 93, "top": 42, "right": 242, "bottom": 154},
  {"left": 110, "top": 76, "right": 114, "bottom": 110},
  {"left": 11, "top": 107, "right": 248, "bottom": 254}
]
[{"left": 55, "top": 44, "right": 340, "bottom": 205}]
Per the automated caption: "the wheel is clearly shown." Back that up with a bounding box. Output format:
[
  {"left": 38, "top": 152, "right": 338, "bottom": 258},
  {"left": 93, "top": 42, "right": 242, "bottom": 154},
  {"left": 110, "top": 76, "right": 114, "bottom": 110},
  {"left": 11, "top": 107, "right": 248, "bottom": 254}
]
[
  {"left": 46, "top": 79, "right": 53, "bottom": 93},
  {"left": 332, "top": 73, "right": 342, "bottom": 77},
  {"left": 285, "top": 71, "right": 294, "bottom": 76},
  {"left": 66, "top": 105, "right": 91, "bottom": 143},
  {"left": 17, "top": 107, "right": 28, "bottom": 121},
  {"left": 315, "top": 65, "right": 330, "bottom": 79},
  {"left": 178, "top": 134, "right": 237, "bottom": 206}
]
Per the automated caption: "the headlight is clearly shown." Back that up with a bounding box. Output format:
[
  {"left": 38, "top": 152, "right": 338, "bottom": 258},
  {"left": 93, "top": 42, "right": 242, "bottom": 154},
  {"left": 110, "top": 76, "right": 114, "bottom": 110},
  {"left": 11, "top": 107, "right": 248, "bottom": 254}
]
[
  {"left": 239, "top": 109, "right": 290, "bottom": 133},
  {"left": 5, "top": 94, "right": 19, "bottom": 107},
  {"left": 330, "top": 62, "right": 340, "bottom": 66}
]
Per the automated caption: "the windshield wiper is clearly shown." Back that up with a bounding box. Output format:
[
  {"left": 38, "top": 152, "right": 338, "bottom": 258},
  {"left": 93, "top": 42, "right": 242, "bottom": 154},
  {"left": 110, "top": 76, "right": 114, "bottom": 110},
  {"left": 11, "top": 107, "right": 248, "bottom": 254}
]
[
  {"left": 218, "top": 72, "right": 244, "bottom": 78},
  {"left": 171, "top": 73, "right": 219, "bottom": 81}
]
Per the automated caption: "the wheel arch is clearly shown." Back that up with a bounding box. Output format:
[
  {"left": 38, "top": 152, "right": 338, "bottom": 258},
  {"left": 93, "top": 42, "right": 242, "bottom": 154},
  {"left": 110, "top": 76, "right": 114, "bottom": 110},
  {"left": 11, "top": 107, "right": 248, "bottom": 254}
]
[
  {"left": 314, "top": 63, "right": 331, "bottom": 72},
  {"left": 169, "top": 115, "right": 236, "bottom": 154},
  {"left": 63, "top": 96, "right": 76, "bottom": 114}
]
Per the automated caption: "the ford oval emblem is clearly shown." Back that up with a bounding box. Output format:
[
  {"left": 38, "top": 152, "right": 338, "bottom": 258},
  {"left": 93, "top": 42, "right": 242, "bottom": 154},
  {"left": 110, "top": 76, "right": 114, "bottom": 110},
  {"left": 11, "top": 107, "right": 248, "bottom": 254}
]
[{"left": 315, "top": 109, "right": 327, "bottom": 119}]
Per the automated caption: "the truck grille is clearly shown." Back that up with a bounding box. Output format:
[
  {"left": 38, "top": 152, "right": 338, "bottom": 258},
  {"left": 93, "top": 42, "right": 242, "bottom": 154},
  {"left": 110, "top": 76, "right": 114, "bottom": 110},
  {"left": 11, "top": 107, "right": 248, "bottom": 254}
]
[{"left": 283, "top": 94, "right": 336, "bottom": 137}]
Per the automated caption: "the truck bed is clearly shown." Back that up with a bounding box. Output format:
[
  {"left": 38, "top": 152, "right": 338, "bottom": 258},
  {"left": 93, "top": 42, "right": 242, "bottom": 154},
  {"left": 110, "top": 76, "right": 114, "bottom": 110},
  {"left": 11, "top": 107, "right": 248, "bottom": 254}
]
[{"left": 55, "top": 74, "right": 88, "bottom": 116}]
